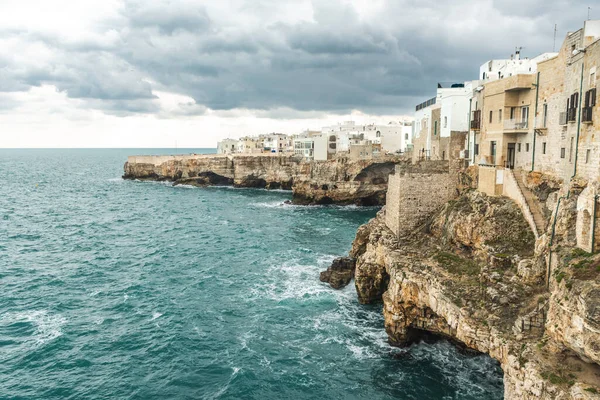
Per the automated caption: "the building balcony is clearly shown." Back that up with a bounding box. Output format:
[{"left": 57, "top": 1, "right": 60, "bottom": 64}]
[
  {"left": 582, "top": 107, "right": 593, "bottom": 123},
  {"left": 503, "top": 119, "right": 529, "bottom": 132},
  {"left": 504, "top": 74, "right": 535, "bottom": 92}
]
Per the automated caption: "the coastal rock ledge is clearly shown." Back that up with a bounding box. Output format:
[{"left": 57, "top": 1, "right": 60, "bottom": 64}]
[
  {"left": 319, "top": 257, "right": 356, "bottom": 289},
  {"left": 350, "top": 190, "right": 600, "bottom": 399},
  {"left": 123, "top": 154, "right": 407, "bottom": 205}
]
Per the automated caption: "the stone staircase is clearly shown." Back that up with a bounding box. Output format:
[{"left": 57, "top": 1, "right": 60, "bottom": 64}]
[
  {"left": 512, "top": 169, "right": 547, "bottom": 237},
  {"left": 513, "top": 301, "right": 547, "bottom": 335}
]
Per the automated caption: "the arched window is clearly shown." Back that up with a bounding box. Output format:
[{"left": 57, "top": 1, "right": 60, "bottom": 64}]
[{"left": 376, "top": 131, "right": 381, "bottom": 138}]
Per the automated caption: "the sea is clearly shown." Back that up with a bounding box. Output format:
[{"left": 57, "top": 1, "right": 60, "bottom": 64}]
[{"left": 0, "top": 149, "right": 504, "bottom": 399}]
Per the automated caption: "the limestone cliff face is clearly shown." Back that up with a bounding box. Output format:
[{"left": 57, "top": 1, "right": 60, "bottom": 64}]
[
  {"left": 123, "top": 154, "right": 406, "bottom": 205},
  {"left": 351, "top": 191, "right": 600, "bottom": 399}
]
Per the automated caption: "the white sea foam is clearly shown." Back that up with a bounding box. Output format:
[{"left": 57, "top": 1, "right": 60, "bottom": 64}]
[
  {"left": 250, "top": 201, "right": 381, "bottom": 211},
  {"left": 172, "top": 184, "right": 196, "bottom": 189},
  {"left": 151, "top": 312, "right": 163, "bottom": 321},
  {"left": 0, "top": 310, "right": 67, "bottom": 349}
]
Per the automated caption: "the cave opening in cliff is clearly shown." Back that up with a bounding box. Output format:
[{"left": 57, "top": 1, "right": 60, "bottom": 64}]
[{"left": 403, "top": 328, "right": 483, "bottom": 357}]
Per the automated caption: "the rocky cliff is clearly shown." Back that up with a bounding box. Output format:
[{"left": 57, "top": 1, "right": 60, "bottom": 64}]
[
  {"left": 350, "top": 190, "right": 600, "bottom": 399},
  {"left": 123, "top": 154, "right": 406, "bottom": 206}
]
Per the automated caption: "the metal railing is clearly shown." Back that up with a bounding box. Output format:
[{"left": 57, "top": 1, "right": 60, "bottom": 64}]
[{"left": 503, "top": 119, "right": 528, "bottom": 130}]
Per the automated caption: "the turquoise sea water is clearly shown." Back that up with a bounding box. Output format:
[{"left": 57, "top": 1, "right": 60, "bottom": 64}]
[{"left": 0, "top": 149, "right": 503, "bottom": 399}]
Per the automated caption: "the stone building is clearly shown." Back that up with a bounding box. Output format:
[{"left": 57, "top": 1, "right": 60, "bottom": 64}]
[
  {"left": 474, "top": 74, "right": 537, "bottom": 168},
  {"left": 385, "top": 132, "right": 466, "bottom": 237},
  {"left": 474, "top": 20, "right": 600, "bottom": 251}
]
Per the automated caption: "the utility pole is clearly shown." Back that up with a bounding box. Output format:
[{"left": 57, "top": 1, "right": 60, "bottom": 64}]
[
  {"left": 553, "top": 24, "right": 557, "bottom": 52},
  {"left": 589, "top": 7, "right": 592, "bottom": 20}
]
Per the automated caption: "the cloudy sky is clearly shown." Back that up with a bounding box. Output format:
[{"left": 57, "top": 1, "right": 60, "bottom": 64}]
[{"left": 0, "top": 0, "right": 593, "bottom": 148}]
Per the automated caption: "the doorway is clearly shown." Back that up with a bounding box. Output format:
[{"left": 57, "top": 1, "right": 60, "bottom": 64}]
[{"left": 507, "top": 143, "right": 516, "bottom": 169}]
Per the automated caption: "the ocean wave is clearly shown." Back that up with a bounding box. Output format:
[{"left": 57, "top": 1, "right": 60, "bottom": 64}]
[
  {"left": 0, "top": 310, "right": 67, "bottom": 349},
  {"left": 250, "top": 201, "right": 380, "bottom": 211},
  {"left": 151, "top": 312, "right": 163, "bottom": 321}
]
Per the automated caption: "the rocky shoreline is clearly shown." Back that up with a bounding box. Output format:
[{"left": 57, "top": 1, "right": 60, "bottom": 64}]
[
  {"left": 123, "top": 154, "right": 407, "bottom": 206},
  {"left": 323, "top": 180, "right": 600, "bottom": 399}
]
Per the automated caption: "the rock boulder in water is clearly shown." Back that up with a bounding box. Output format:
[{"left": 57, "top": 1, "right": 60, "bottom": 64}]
[{"left": 319, "top": 257, "right": 356, "bottom": 289}]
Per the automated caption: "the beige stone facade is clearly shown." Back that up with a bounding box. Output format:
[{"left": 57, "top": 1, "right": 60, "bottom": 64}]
[
  {"left": 475, "top": 74, "right": 536, "bottom": 169},
  {"left": 386, "top": 132, "right": 465, "bottom": 237},
  {"left": 474, "top": 21, "right": 600, "bottom": 252}
]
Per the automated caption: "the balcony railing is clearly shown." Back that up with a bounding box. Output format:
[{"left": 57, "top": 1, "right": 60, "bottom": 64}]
[
  {"left": 582, "top": 107, "right": 593, "bottom": 123},
  {"left": 559, "top": 112, "right": 568, "bottom": 125},
  {"left": 504, "top": 119, "right": 528, "bottom": 131}
]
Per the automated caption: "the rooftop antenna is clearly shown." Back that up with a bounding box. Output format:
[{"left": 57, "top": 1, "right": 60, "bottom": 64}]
[
  {"left": 553, "top": 24, "right": 557, "bottom": 52},
  {"left": 588, "top": 7, "right": 592, "bottom": 20}
]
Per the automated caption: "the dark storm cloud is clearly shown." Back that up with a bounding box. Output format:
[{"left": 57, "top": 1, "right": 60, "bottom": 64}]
[{"left": 0, "top": 0, "right": 594, "bottom": 116}]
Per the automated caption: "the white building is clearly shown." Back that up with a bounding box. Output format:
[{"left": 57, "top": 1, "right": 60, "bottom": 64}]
[
  {"left": 479, "top": 49, "right": 558, "bottom": 81},
  {"left": 293, "top": 131, "right": 329, "bottom": 161},
  {"left": 375, "top": 120, "right": 413, "bottom": 154},
  {"left": 262, "top": 133, "right": 292, "bottom": 153},
  {"left": 321, "top": 119, "right": 413, "bottom": 155},
  {"left": 439, "top": 81, "right": 475, "bottom": 138},
  {"left": 217, "top": 139, "right": 238, "bottom": 154}
]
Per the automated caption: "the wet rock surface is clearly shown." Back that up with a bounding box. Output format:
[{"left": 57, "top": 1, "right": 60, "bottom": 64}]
[
  {"left": 348, "top": 189, "right": 600, "bottom": 399},
  {"left": 319, "top": 257, "right": 356, "bottom": 289}
]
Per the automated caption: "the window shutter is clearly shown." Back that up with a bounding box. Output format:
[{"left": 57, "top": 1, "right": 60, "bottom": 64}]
[
  {"left": 593, "top": 88, "right": 597, "bottom": 106},
  {"left": 585, "top": 90, "right": 590, "bottom": 108}
]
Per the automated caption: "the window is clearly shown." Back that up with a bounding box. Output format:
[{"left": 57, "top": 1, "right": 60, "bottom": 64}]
[
  {"left": 510, "top": 107, "right": 516, "bottom": 119},
  {"left": 489, "top": 110, "right": 493, "bottom": 123},
  {"left": 376, "top": 131, "right": 381, "bottom": 138},
  {"left": 586, "top": 149, "right": 591, "bottom": 164},
  {"left": 498, "top": 109, "right": 502, "bottom": 122},
  {"left": 444, "top": 116, "right": 447, "bottom": 128},
  {"left": 474, "top": 144, "right": 479, "bottom": 155},
  {"left": 526, "top": 143, "right": 530, "bottom": 152},
  {"left": 521, "top": 106, "right": 529, "bottom": 123},
  {"left": 543, "top": 104, "right": 548, "bottom": 127},
  {"left": 518, "top": 143, "right": 521, "bottom": 152},
  {"left": 542, "top": 142, "right": 547, "bottom": 154},
  {"left": 434, "top": 121, "right": 438, "bottom": 136},
  {"left": 490, "top": 141, "right": 497, "bottom": 163},
  {"left": 405, "top": 134, "right": 408, "bottom": 140},
  {"left": 561, "top": 148, "right": 566, "bottom": 158},
  {"left": 569, "top": 137, "right": 574, "bottom": 162}
]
